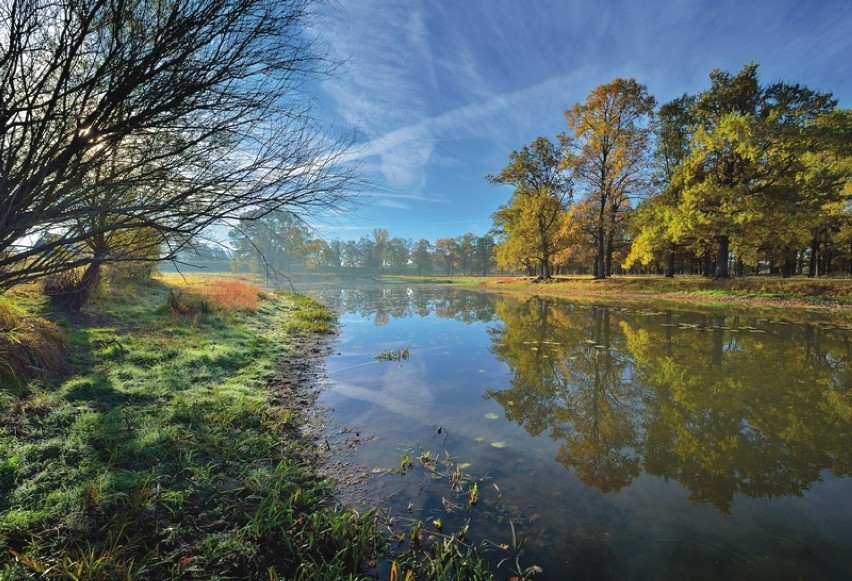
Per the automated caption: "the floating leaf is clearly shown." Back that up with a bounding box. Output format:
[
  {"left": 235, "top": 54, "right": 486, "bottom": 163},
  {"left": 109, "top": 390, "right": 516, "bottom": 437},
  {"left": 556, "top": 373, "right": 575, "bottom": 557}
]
[
  {"left": 485, "top": 412, "right": 499, "bottom": 420},
  {"left": 457, "top": 462, "right": 471, "bottom": 470},
  {"left": 491, "top": 441, "right": 507, "bottom": 448},
  {"left": 475, "top": 436, "right": 486, "bottom": 442}
]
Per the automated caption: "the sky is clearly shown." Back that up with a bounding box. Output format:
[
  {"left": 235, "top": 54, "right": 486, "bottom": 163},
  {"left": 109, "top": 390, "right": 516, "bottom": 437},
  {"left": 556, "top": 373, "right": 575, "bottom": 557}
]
[{"left": 308, "top": 0, "right": 852, "bottom": 243}]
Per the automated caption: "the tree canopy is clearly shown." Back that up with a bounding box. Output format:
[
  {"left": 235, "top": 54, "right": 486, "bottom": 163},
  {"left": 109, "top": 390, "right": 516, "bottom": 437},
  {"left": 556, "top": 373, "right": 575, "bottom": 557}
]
[
  {"left": 488, "top": 136, "right": 571, "bottom": 278},
  {"left": 489, "top": 65, "right": 852, "bottom": 278}
]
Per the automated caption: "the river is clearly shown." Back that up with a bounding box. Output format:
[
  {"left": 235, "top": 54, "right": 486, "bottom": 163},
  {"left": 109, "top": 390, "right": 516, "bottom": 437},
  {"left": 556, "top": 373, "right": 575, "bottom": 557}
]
[{"left": 302, "top": 282, "right": 852, "bottom": 580}]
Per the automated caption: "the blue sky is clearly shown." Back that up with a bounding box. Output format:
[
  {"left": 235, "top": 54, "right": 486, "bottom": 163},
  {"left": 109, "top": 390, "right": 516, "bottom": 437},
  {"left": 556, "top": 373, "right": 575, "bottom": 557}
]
[{"left": 309, "top": 0, "right": 852, "bottom": 243}]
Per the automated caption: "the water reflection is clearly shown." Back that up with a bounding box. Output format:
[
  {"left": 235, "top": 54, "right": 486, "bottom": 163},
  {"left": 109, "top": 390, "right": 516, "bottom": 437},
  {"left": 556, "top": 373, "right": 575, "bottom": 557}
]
[
  {"left": 306, "top": 282, "right": 852, "bottom": 578},
  {"left": 309, "top": 285, "right": 497, "bottom": 325},
  {"left": 486, "top": 296, "right": 852, "bottom": 513}
]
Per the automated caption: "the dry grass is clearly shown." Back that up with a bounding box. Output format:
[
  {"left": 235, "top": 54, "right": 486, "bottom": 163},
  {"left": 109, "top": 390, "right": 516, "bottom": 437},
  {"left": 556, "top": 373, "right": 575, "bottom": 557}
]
[
  {"left": 0, "top": 298, "right": 69, "bottom": 385},
  {"left": 187, "top": 278, "right": 262, "bottom": 312}
]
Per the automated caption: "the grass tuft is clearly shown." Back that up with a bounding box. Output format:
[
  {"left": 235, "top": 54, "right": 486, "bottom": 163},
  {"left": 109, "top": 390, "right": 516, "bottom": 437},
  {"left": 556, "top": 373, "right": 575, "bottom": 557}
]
[{"left": 0, "top": 298, "right": 69, "bottom": 388}]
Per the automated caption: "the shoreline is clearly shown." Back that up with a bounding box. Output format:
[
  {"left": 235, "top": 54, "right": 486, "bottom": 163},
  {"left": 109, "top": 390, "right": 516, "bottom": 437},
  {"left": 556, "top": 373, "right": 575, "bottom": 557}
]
[{"left": 377, "top": 274, "right": 852, "bottom": 321}]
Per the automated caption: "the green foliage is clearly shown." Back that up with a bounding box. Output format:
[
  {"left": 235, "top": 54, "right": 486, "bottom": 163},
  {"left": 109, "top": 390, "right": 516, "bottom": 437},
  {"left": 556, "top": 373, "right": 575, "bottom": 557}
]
[
  {"left": 488, "top": 136, "right": 571, "bottom": 278},
  {"left": 637, "top": 63, "right": 846, "bottom": 277}
]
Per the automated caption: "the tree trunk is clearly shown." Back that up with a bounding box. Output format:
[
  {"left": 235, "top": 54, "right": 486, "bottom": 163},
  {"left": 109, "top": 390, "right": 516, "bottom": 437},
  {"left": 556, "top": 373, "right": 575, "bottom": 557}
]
[
  {"left": 782, "top": 255, "right": 795, "bottom": 278},
  {"left": 808, "top": 236, "right": 820, "bottom": 277},
  {"left": 665, "top": 249, "right": 675, "bottom": 278},
  {"left": 604, "top": 235, "right": 614, "bottom": 278},
  {"left": 714, "top": 236, "right": 730, "bottom": 278},
  {"left": 541, "top": 258, "right": 551, "bottom": 279},
  {"left": 594, "top": 227, "right": 606, "bottom": 279}
]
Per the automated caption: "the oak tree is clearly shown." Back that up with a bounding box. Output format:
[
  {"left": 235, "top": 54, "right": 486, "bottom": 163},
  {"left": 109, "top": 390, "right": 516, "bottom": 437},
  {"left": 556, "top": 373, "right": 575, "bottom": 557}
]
[{"left": 562, "top": 78, "right": 656, "bottom": 278}]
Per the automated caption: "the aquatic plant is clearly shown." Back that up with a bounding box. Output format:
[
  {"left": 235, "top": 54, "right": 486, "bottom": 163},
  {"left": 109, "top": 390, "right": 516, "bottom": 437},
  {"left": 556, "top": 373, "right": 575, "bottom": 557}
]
[{"left": 375, "top": 346, "right": 410, "bottom": 361}]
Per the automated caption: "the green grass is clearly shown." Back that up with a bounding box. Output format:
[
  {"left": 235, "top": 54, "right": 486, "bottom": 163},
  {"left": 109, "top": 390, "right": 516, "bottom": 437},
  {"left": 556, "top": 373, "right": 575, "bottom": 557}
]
[
  {"left": 0, "top": 278, "right": 373, "bottom": 579},
  {"left": 388, "top": 274, "right": 852, "bottom": 321},
  {"left": 0, "top": 275, "right": 500, "bottom": 579}
]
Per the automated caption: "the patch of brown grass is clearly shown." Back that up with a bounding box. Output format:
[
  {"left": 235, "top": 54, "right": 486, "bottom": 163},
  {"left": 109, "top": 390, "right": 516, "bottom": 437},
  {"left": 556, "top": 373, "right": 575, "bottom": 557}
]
[
  {"left": 0, "top": 299, "right": 69, "bottom": 386},
  {"left": 187, "top": 279, "right": 262, "bottom": 312}
]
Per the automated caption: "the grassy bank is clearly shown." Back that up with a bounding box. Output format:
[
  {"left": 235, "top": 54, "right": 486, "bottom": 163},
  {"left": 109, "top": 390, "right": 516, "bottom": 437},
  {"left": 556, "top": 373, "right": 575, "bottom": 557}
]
[
  {"left": 385, "top": 274, "right": 852, "bottom": 319},
  {"left": 1, "top": 275, "right": 385, "bottom": 579},
  {"left": 1, "top": 274, "right": 503, "bottom": 579}
]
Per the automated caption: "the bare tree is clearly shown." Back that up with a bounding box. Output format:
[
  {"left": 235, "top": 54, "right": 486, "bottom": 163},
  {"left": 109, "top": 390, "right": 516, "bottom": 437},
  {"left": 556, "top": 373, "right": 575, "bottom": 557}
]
[{"left": 0, "top": 0, "right": 354, "bottom": 296}]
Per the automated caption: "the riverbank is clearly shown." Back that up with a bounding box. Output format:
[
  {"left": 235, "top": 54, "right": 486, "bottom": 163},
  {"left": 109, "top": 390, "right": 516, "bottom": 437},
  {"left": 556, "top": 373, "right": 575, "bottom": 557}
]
[
  {"left": 384, "top": 274, "right": 852, "bottom": 321},
  {"left": 1, "top": 275, "right": 386, "bottom": 579},
  {"left": 1, "top": 274, "right": 503, "bottom": 579}
]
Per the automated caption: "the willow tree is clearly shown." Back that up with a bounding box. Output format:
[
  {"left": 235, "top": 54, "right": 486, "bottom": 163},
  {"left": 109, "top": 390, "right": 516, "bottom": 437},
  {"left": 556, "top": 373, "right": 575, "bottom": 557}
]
[
  {"left": 488, "top": 136, "right": 571, "bottom": 279},
  {"left": 562, "top": 78, "right": 656, "bottom": 279},
  {"left": 0, "top": 0, "right": 352, "bottom": 299}
]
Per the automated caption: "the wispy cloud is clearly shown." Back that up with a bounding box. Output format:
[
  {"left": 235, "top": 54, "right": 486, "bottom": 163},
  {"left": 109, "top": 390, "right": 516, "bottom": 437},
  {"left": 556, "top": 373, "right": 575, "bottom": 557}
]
[
  {"left": 341, "top": 74, "right": 572, "bottom": 191},
  {"left": 315, "top": 0, "right": 852, "bottom": 242}
]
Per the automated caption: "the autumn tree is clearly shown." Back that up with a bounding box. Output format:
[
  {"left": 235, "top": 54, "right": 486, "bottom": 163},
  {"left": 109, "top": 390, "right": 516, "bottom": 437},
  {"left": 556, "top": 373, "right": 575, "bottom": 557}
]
[
  {"left": 624, "top": 95, "right": 699, "bottom": 276},
  {"left": 666, "top": 64, "right": 836, "bottom": 277},
  {"left": 488, "top": 136, "right": 571, "bottom": 279},
  {"left": 371, "top": 228, "right": 390, "bottom": 271},
  {"left": 319, "top": 239, "right": 343, "bottom": 269},
  {"left": 385, "top": 237, "right": 411, "bottom": 273},
  {"left": 561, "top": 78, "right": 656, "bottom": 279},
  {"left": 0, "top": 0, "right": 352, "bottom": 300},
  {"left": 474, "top": 234, "right": 496, "bottom": 275},
  {"left": 340, "top": 240, "right": 362, "bottom": 267},
  {"left": 434, "top": 237, "right": 459, "bottom": 275},
  {"left": 790, "top": 109, "right": 852, "bottom": 276}
]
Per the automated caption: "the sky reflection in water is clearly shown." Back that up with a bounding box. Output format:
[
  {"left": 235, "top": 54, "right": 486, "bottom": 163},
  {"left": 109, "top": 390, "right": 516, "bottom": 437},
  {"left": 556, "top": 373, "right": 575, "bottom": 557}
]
[{"left": 305, "top": 284, "right": 852, "bottom": 580}]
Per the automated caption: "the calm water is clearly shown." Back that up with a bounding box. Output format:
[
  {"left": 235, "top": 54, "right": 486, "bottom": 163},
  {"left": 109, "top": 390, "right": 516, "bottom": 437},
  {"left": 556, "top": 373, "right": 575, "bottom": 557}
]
[{"left": 303, "top": 283, "right": 852, "bottom": 580}]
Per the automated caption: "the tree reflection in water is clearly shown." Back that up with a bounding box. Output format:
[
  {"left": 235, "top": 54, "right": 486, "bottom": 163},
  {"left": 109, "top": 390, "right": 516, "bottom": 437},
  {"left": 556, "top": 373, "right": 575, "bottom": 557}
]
[{"left": 486, "top": 296, "right": 852, "bottom": 513}]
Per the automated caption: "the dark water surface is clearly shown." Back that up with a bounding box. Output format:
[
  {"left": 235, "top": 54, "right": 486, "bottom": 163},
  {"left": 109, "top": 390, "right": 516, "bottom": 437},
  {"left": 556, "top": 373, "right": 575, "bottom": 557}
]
[{"left": 302, "top": 283, "right": 852, "bottom": 580}]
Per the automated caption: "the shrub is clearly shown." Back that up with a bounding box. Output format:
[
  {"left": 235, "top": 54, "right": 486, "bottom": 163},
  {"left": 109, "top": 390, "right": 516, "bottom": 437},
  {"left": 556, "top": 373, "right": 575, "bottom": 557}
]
[
  {"left": 165, "top": 289, "right": 213, "bottom": 315},
  {"left": 42, "top": 266, "right": 100, "bottom": 312}
]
